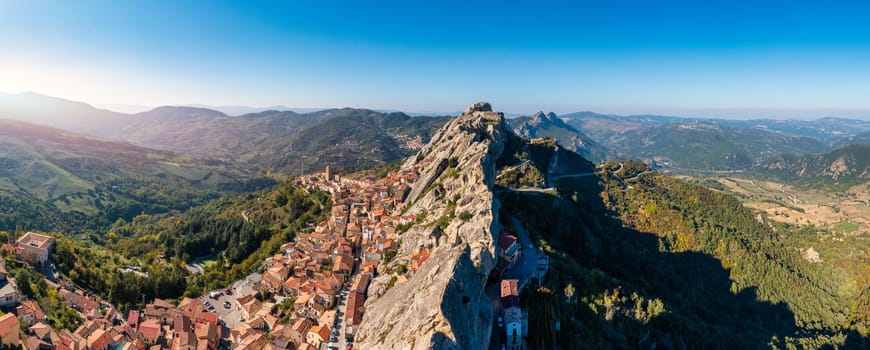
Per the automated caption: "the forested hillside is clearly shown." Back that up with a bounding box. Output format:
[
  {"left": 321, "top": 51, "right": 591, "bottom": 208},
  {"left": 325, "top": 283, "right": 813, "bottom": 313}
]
[
  {"left": 497, "top": 159, "right": 869, "bottom": 349},
  {"left": 574, "top": 121, "right": 829, "bottom": 170},
  {"left": 259, "top": 109, "right": 450, "bottom": 174},
  {"left": 754, "top": 144, "right": 870, "bottom": 188},
  {"left": 0, "top": 93, "right": 451, "bottom": 174},
  {"left": 0, "top": 119, "right": 275, "bottom": 233},
  {"left": 49, "top": 181, "right": 329, "bottom": 310}
]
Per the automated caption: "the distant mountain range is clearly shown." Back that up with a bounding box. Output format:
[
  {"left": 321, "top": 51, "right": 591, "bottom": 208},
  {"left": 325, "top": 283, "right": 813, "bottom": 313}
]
[
  {"left": 4, "top": 91, "right": 869, "bottom": 181},
  {"left": 755, "top": 144, "right": 869, "bottom": 187},
  {"left": 180, "top": 103, "right": 325, "bottom": 116},
  {"left": 0, "top": 119, "right": 275, "bottom": 232},
  {"left": 0, "top": 92, "right": 451, "bottom": 176},
  {"left": 507, "top": 110, "right": 869, "bottom": 171},
  {"left": 508, "top": 111, "right": 607, "bottom": 161}
]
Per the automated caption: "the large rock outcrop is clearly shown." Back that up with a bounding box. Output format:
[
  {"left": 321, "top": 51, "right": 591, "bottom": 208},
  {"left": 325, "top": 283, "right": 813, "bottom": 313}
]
[
  {"left": 509, "top": 110, "right": 607, "bottom": 161},
  {"left": 354, "top": 102, "right": 508, "bottom": 349}
]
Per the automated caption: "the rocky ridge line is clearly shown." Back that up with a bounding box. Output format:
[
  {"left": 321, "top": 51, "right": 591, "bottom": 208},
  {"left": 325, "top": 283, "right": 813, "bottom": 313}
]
[{"left": 354, "top": 102, "right": 508, "bottom": 349}]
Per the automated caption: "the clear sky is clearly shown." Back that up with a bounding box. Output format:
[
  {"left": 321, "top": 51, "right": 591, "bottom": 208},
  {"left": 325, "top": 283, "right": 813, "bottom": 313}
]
[{"left": 2, "top": 0, "right": 870, "bottom": 118}]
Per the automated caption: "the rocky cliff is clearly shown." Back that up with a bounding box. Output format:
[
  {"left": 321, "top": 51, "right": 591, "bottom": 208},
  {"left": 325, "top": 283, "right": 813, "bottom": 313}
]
[
  {"left": 755, "top": 143, "right": 870, "bottom": 183},
  {"left": 508, "top": 111, "right": 607, "bottom": 161},
  {"left": 354, "top": 102, "right": 508, "bottom": 349}
]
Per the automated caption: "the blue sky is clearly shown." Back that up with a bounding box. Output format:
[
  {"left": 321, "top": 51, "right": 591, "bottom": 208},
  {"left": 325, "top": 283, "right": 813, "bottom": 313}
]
[{"left": 2, "top": 0, "right": 870, "bottom": 118}]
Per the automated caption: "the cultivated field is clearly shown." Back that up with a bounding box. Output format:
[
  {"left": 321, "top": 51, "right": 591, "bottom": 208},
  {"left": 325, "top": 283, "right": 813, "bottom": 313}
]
[{"left": 696, "top": 176, "right": 869, "bottom": 235}]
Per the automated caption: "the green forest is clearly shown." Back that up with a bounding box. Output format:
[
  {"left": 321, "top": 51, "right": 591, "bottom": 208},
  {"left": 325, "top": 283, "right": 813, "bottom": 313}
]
[
  {"left": 43, "top": 181, "right": 329, "bottom": 310},
  {"left": 498, "top": 160, "right": 870, "bottom": 349}
]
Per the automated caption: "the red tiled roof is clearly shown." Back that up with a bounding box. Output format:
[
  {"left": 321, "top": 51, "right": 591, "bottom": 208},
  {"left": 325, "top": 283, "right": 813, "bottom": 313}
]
[
  {"left": 138, "top": 320, "right": 161, "bottom": 341},
  {"left": 500, "top": 279, "right": 519, "bottom": 298},
  {"left": 0, "top": 313, "right": 19, "bottom": 336},
  {"left": 128, "top": 310, "right": 140, "bottom": 327},
  {"left": 87, "top": 329, "right": 112, "bottom": 350},
  {"left": 497, "top": 234, "right": 518, "bottom": 250}
]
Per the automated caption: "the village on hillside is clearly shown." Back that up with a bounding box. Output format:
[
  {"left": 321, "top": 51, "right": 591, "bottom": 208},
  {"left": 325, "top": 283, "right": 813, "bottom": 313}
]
[{"left": 0, "top": 161, "right": 548, "bottom": 350}]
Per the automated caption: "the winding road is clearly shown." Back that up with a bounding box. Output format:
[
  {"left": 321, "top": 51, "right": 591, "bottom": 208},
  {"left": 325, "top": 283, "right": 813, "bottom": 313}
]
[{"left": 496, "top": 160, "right": 531, "bottom": 178}]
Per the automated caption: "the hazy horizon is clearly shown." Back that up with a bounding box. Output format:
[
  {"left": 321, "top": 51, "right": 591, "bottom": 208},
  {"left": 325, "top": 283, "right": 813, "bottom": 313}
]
[
  {"left": 5, "top": 90, "right": 870, "bottom": 121},
  {"left": 3, "top": 2, "right": 870, "bottom": 119}
]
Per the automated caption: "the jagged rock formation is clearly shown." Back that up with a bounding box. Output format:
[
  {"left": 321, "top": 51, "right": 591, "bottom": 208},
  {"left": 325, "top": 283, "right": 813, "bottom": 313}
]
[
  {"left": 354, "top": 102, "right": 508, "bottom": 349},
  {"left": 508, "top": 111, "right": 606, "bottom": 161},
  {"left": 755, "top": 144, "right": 870, "bottom": 183}
]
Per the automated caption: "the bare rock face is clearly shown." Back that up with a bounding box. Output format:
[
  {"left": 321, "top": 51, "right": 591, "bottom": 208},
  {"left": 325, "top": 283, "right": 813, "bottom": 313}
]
[{"left": 354, "top": 103, "right": 509, "bottom": 349}]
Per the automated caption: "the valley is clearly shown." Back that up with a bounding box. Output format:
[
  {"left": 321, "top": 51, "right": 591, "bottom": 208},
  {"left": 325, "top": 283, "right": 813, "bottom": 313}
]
[
  {"left": 0, "top": 98, "right": 867, "bottom": 350},
  {"left": 4, "top": 3, "right": 870, "bottom": 349},
  {"left": 701, "top": 176, "right": 870, "bottom": 235}
]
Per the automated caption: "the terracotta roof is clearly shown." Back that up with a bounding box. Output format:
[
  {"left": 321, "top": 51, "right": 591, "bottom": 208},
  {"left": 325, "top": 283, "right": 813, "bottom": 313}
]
[
  {"left": 17, "top": 300, "right": 46, "bottom": 322},
  {"left": 497, "top": 234, "right": 518, "bottom": 251},
  {"left": 345, "top": 292, "right": 366, "bottom": 325},
  {"left": 500, "top": 279, "right": 519, "bottom": 299},
  {"left": 175, "top": 330, "right": 197, "bottom": 348},
  {"left": 26, "top": 335, "right": 52, "bottom": 350},
  {"left": 127, "top": 310, "right": 140, "bottom": 327},
  {"left": 199, "top": 312, "right": 219, "bottom": 326},
  {"left": 87, "top": 328, "right": 112, "bottom": 350},
  {"left": 16, "top": 231, "right": 55, "bottom": 250},
  {"left": 138, "top": 320, "right": 162, "bottom": 342},
  {"left": 151, "top": 299, "right": 175, "bottom": 309},
  {"left": 315, "top": 324, "right": 330, "bottom": 340},
  {"left": 30, "top": 322, "right": 54, "bottom": 340},
  {"left": 0, "top": 313, "right": 19, "bottom": 336}
]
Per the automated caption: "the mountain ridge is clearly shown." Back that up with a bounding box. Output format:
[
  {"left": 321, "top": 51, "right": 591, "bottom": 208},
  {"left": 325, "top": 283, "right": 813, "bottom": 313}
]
[
  {"left": 0, "top": 119, "right": 274, "bottom": 232},
  {"left": 754, "top": 143, "right": 870, "bottom": 186},
  {"left": 356, "top": 102, "right": 505, "bottom": 349}
]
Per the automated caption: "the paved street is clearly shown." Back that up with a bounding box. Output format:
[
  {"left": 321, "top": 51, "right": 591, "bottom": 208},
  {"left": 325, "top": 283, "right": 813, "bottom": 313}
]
[
  {"left": 487, "top": 282, "right": 504, "bottom": 350},
  {"left": 489, "top": 217, "right": 548, "bottom": 350},
  {"left": 207, "top": 276, "right": 257, "bottom": 338},
  {"left": 327, "top": 289, "right": 351, "bottom": 350},
  {"left": 503, "top": 217, "right": 541, "bottom": 283}
]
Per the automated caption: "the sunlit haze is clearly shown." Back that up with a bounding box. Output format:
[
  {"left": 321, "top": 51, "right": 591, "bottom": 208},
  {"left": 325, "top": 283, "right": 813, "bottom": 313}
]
[{"left": 3, "top": 1, "right": 870, "bottom": 118}]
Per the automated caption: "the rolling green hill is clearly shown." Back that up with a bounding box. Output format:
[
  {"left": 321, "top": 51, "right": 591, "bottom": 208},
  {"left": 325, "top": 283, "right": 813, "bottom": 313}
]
[
  {"left": 260, "top": 109, "right": 450, "bottom": 175},
  {"left": 835, "top": 131, "right": 870, "bottom": 148},
  {"left": 0, "top": 93, "right": 451, "bottom": 174},
  {"left": 0, "top": 119, "right": 275, "bottom": 232}
]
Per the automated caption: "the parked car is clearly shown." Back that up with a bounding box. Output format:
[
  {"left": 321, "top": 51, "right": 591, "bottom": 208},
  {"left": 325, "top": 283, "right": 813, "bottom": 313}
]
[{"left": 223, "top": 301, "right": 231, "bottom": 309}]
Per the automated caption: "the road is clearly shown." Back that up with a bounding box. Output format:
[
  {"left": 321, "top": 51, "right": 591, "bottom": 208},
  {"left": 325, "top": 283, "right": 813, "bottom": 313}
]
[
  {"left": 550, "top": 171, "right": 595, "bottom": 181},
  {"left": 488, "top": 217, "right": 544, "bottom": 350},
  {"left": 329, "top": 250, "right": 362, "bottom": 350},
  {"left": 495, "top": 158, "right": 600, "bottom": 195},
  {"left": 613, "top": 162, "right": 624, "bottom": 175},
  {"left": 185, "top": 254, "right": 217, "bottom": 275},
  {"left": 328, "top": 289, "right": 351, "bottom": 350},
  {"left": 497, "top": 160, "right": 531, "bottom": 178},
  {"left": 487, "top": 282, "right": 504, "bottom": 350},
  {"left": 503, "top": 217, "right": 541, "bottom": 283},
  {"left": 209, "top": 276, "right": 256, "bottom": 333}
]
